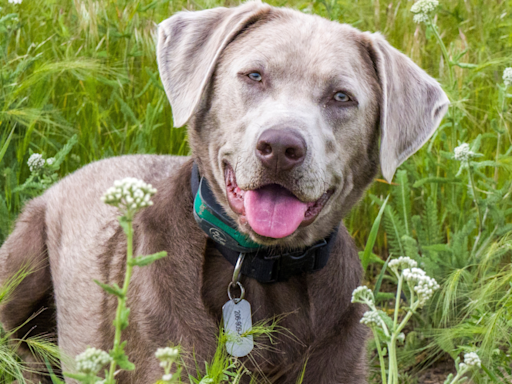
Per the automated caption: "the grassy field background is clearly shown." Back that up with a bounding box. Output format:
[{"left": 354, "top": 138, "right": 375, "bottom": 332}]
[{"left": 1, "top": 0, "right": 512, "bottom": 383}]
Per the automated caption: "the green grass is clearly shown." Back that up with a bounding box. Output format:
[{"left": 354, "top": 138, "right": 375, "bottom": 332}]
[{"left": 1, "top": 0, "right": 512, "bottom": 382}]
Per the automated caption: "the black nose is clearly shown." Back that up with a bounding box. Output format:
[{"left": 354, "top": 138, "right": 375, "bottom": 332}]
[{"left": 256, "top": 128, "right": 307, "bottom": 172}]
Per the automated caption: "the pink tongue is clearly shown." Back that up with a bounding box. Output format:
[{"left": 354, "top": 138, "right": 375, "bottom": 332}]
[{"left": 244, "top": 185, "right": 308, "bottom": 238}]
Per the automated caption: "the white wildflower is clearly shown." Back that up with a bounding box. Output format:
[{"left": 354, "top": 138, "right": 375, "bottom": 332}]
[
  {"left": 46, "top": 157, "right": 55, "bottom": 166},
  {"left": 411, "top": 0, "right": 439, "bottom": 24},
  {"left": 27, "top": 153, "right": 45, "bottom": 173},
  {"left": 360, "top": 311, "right": 381, "bottom": 327},
  {"left": 351, "top": 286, "right": 375, "bottom": 306},
  {"left": 155, "top": 347, "right": 179, "bottom": 361},
  {"left": 397, "top": 332, "right": 406, "bottom": 343},
  {"left": 8, "top": 0, "right": 22, "bottom": 4},
  {"left": 454, "top": 143, "right": 476, "bottom": 162},
  {"left": 503, "top": 67, "right": 512, "bottom": 87},
  {"left": 413, "top": 13, "right": 429, "bottom": 24},
  {"left": 463, "top": 352, "right": 481, "bottom": 368},
  {"left": 101, "top": 177, "right": 157, "bottom": 217},
  {"left": 389, "top": 256, "right": 417, "bottom": 275},
  {"left": 162, "top": 373, "right": 173, "bottom": 382},
  {"left": 75, "top": 347, "right": 112, "bottom": 375},
  {"left": 403, "top": 268, "right": 440, "bottom": 306}
]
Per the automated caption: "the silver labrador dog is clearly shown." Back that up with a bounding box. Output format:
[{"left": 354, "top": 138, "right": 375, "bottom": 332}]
[{"left": 0, "top": 1, "right": 448, "bottom": 383}]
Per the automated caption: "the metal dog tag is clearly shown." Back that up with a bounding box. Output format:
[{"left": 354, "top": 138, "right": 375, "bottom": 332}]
[{"left": 222, "top": 299, "right": 254, "bottom": 357}]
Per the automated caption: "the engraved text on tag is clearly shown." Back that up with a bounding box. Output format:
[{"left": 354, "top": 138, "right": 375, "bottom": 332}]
[{"left": 222, "top": 299, "right": 254, "bottom": 357}]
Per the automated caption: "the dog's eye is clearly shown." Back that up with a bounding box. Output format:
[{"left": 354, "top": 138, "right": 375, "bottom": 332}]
[
  {"left": 334, "top": 92, "right": 350, "bottom": 102},
  {"left": 248, "top": 72, "right": 262, "bottom": 82}
]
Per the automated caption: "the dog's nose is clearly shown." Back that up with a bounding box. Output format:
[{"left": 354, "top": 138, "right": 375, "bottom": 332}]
[{"left": 256, "top": 129, "right": 306, "bottom": 172}]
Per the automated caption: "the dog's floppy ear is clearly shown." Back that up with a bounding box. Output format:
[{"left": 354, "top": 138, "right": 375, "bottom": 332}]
[
  {"left": 157, "top": 1, "right": 271, "bottom": 128},
  {"left": 366, "top": 33, "right": 449, "bottom": 182}
]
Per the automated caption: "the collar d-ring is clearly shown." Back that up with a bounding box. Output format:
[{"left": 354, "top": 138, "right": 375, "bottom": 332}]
[
  {"left": 227, "top": 253, "right": 246, "bottom": 303},
  {"left": 232, "top": 253, "right": 245, "bottom": 285}
]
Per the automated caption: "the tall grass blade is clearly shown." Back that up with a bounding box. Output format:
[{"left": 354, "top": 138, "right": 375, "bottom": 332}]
[{"left": 362, "top": 195, "right": 389, "bottom": 272}]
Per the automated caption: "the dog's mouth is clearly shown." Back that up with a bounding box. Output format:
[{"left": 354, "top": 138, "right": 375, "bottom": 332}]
[{"left": 224, "top": 165, "right": 333, "bottom": 239}]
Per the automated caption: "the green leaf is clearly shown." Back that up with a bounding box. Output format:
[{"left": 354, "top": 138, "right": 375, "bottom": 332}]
[
  {"left": 51, "top": 134, "right": 78, "bottom": 169},
  {"left": 402, "top": 235, "right": 419, "bottom": 260},
  {"left": 63, "top": 372, "right": 88, "bottom": 381},
  {"left": 452, "top": 61, "right": 478, "bottom": 69},
  {"left": 357, "top": 251, "right": 384, "bottom": 264},
  {"left": 0, "top": 127, "right": 15, "bottom": 165},
  {"left": 422, "top": 244, "right": 451, "bottom": 252},
  {"left": 110, "top": 341, "right": 135, "bottom": 371},
  {"left": 94, "top": 280, "right": 125, "bottom": 298},
  {"left": 45, "top": 358, "right": 66, "bottom": 384},
  {"left": 482, "top": 363, "right": 501, "bottom": 383},
  {"left": 394, "top": 170, "right": 412, "bottom": 236},
  {"left": 376, "top": 292, "right": 395, "bottom": 302},
  {"left": 129, "top": 251, "right": 167, "bottom": 267},
  {"left": 383, "top": 205, "right": 406, "bottom": 256},
  {"left": 373, "top": 257, "right": 390, "bottom": 298},
  {"left": 377, "top": 310, "right": 394, "bottom": 331},
  {"left": 413, "top": 177, "right": 462, "bottom": 188},
  {"left": 361, "top": 195, "right": 389, "bottom": 271}
]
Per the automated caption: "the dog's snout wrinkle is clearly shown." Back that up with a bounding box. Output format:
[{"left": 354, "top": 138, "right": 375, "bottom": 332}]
[{"left": 256, "top": 128, "right": 307, "bottom": 172}]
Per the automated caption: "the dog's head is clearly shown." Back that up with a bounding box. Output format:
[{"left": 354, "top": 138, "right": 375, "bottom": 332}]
[{"left": 157, "top": 1, "right": 448, "bottom": 248}]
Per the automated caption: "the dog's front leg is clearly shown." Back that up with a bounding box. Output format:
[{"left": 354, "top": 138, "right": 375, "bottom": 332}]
[{"left": 292, "top": 305, "right": 368, "bottom": 384}]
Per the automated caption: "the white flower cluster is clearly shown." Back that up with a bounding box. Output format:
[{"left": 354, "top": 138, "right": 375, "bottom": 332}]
[
  {"left": 454, "top": 143, "right": 476, "bottom": 162},
  {"left": 411, "top": 0, "right": 439, "bottom": 24},
  {"left": 155, "top": 346, "right": 179, "bottom": 362},
  {"left": 75, "top": 347, "right": 112, "bottom": 375},
  {"left": 503, "top": 67, "right": 512, "bottom": 87},
  {"left": 403, "top": 268, "right": 440, "bottom": 306},
  {"left": 351, "top": 286, "right": 375, "bottom": 305},
  {"left": 27, "top": 153, "right": 45, "bottom": 172},
  {"left": 156, "top": 347, "right": 179, "bottom": 382},
  {"left": 461, "top": 352, "right": 481, "bottom": 369},
  {"left": 360, "top": 310, "right": 381, "bottom": 327},
  {"left": 101, "top": 178, "right": 156, "bottom": 216},
  {"left": 389, "top": 256, "right": 417, "bottom": 274},
  {"left": 27, "top": 154, "right": 56, "bottom": 173},
  {"left": 8, "top": 0, "right": 22, "bottom": 4}
]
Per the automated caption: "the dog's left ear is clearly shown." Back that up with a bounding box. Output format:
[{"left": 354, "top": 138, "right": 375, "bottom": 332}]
[
  {"left": 157, "top": 1, "right": 271, "bottom": 128},
  {"left": 365, "top": 33, "right": 449, "bottom": 182}
]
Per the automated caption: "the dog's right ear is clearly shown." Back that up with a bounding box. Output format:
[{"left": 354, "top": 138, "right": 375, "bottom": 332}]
[{"left": 157, "top": 1, "right": 271, "bottom": 128}]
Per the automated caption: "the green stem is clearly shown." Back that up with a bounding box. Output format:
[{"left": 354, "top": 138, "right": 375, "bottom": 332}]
[
  {"left": 448, "top": 366, "right": 468, "bottom": 384},
  {"left": 371, "top": 329, "right": 387, "bottom": 384},
  {"left": 428, "top": 17, "right": 454, "bottom": 89},
  {"left": 495, "top": 87, "right": 506, "bottom": 183},
  {"left": 427, "top": 16, "right": 459, "bottom": 212},
  {"left": 107, "top": 218, "right": 134, "bottom": 384},
  {"left": 393, "top": 275, "right": 403, "bottom": 331},
  {"left": 387, "top": 340, "right": 396, "bottom": 384},
  {"left": 467, "top": 164, "right": 483, "bottom": 235}
]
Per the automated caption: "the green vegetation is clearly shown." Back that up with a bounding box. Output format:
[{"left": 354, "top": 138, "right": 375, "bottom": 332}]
[{"left": 0, "top": 0, "right": 511, "bottom": 383}]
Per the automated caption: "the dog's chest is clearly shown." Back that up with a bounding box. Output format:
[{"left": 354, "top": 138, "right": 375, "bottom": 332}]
[{"left": 201, "top": 243, "right": 317, "bottom": 365}]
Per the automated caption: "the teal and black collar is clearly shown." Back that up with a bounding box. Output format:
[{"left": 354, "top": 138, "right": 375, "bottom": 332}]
[{"left": 191, "top": 162, "right": 338, "bottom": 283}]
